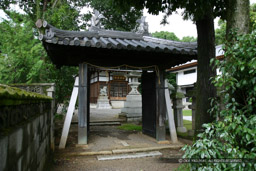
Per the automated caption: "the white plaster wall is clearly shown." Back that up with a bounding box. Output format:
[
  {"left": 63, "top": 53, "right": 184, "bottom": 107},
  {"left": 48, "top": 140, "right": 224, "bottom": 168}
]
[
  {"left": 216, "top": 45, "right": 224, "bottom": 56},
  {"left": 216, "top": 68, "right": 222, "bottom": 75},
  {"left": 177, "top": 67, "right": 197, "bottom": 86},
  {"left": 99, "top": 77, "right": 108, "bottom": 82}
]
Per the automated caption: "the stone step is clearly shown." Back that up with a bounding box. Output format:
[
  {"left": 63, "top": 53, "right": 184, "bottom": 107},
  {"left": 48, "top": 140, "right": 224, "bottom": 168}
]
[
  {"left": 90, "top": 119, "right": 126, "bottom": 123},
  {"left": 97, "top": 151, "right": 162, "bottom": 161},
  {"left": 71, "top": 121, "right": 121, "bottom": 126},
  {"left": 90, "top": 122, "right": 121, "bottom": 126}
]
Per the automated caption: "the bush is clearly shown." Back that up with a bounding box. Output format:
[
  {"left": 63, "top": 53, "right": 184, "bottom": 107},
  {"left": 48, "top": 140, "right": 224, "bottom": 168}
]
[{"left": 181, "top": 31, "right": 256, "bottom": 170}]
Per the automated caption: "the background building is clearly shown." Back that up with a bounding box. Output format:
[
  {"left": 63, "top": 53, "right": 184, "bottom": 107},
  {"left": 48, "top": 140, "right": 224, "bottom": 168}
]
[{"left": 168, "top": 45, "right": 224, "bottom": 108}]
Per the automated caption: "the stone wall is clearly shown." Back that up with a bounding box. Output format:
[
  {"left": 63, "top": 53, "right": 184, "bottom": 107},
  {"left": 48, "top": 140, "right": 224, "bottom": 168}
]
[{"left": 0, "top": 84, "right": 53, "bottom": 171}]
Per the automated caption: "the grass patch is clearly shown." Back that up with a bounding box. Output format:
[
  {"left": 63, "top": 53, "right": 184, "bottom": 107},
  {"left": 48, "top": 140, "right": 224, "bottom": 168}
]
[
  {"left": 183, "top": 110, "right": 192, "bottom": 116},
  {"left": 55, "top": 114, "right": 64, "bottom": 121},
  {"left": 118, "top": 123, "right": 142, "bottom": 131},
  {"left": 177, "top": 120, "right": 193, "bottom": 139},
  {"left": 183, "top": 120, "right": 192, "bottom": 130}
]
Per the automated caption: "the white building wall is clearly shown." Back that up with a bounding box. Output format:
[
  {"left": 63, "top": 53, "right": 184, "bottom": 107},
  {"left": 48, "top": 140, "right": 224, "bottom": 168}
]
[{"left": 177, "top": 67, "right": 197, "bottom": 86}]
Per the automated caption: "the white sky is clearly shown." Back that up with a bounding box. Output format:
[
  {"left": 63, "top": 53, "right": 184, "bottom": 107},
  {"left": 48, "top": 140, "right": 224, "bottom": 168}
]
[
  {"left": 1, "top": 0, "right": 256, "bottom": 39},
  {"left": 144, "top": 0, "right": 256, "bottom": 39},
  {"left": 143, "top": 9, "right": 198, "bottom": 39}
]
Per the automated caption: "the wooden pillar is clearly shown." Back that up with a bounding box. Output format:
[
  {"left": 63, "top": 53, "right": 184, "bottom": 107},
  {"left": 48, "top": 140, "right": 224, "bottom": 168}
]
[
  {"left": 141, "top": 70, "right": 166, "bottom": 141},
  {"left": 78, "top": 63, "right": 88, "bottom": 144},
  {"left": 142, "top": 71, "right": 156, "bottom": 138},
  {"left": 87, "top": 71, "right": 91, "bottom": 134},
  {"left": 156, "top": 69, "right": 166, "bottom": 141}
]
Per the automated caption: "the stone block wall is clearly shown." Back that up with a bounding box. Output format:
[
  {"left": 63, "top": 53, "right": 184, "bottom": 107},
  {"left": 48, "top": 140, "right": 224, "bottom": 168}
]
[{"left": 0, "top": 85, "right": 53, "bottom": 171}]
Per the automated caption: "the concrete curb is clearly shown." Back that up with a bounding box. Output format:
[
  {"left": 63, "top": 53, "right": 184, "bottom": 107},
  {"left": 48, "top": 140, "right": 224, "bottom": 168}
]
[
  {"left": 112, "top": 145, "right": 184, "bottom": 154},
  {"left": 68, "top": 151, "right": 112, "bottom": 156},
  {"left": 65, "top": 144, "right": 184, "bottom": 156}
]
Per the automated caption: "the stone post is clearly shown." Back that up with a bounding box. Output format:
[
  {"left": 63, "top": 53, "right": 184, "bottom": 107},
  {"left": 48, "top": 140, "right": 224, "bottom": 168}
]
[
  {"left": 187, "top": 88, "right": 196, "bottom": 136},
  {"left": 121, "top": 71, "right": 142, "bottom": 122},
  {"left": 171, "top": 87, "right": 187, "bottom": 133},
  {"left": 46, "top": 84, "right": 55, "bottom": 151}
]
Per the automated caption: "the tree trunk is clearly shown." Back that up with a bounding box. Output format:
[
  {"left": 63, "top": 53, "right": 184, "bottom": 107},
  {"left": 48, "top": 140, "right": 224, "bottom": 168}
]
[
  {"left": 226, "top": 0, "right": 250, "bottom": 37},
  {"left": 226, "top": 0, "right": 250, "bottom": 107},
  {"left": 195, "top": 10, "right": 217, "bottom": 137},
  {"left": 43, "top": 0, "right": 48, "bottom": 12}
]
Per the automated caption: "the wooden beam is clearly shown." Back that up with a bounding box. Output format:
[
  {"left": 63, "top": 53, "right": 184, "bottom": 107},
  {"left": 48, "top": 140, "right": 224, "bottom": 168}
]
[
  {"left": 78, "top": 63, "right": 88, "bottom": 144},
  {"left": 59, "top": 77, "right": 79, "bottom": 149},
  {"left": 164, "top": 80, "right": 178, "bottom": 143},
  {"left": 156, "top": 69, "right": 166, "bottom": 141}
]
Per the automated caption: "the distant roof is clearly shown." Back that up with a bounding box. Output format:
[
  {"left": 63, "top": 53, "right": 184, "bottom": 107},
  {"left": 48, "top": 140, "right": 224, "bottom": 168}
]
[
  {"left": 37, "top": 20, "right": 197, "bottom": 69},
  {"left": 168, "top": 54, "right": 224, "bottom": 72}
]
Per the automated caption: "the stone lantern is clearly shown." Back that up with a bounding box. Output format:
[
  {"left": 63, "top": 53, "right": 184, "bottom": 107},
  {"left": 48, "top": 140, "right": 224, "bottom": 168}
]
[
  {"left": 121, "top": 71, "right": 142, "bottom": 122},
  {"left": 171, "top": 87, "right": 187, "bottom": 133}
]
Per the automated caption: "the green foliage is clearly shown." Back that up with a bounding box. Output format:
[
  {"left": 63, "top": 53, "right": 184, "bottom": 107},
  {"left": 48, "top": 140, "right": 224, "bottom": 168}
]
[
  {"left": 118, "top": 124, "right": 142, "bottom": 131},
  {"left": 113, "top": 0, "right": 226, "bottom": 22},
  {"left": 215, "top": 19, "right": 226, "bottom": 45},
  {"left": 43, "top": 3, "right": 80, "bottom": 31},
  {"left": 215, "top": 4, "right": 256, "bottom": 45},
  {"left": 166, "top": 72, "right": 177, "bottom": 88},
  {"left": 152, "top": 31, "right": 196, "bottom": 43},
  {"left": 54, "top": 114, "right": 64, "bottom": 121},
  {"left": 84, "top": 0, "right": 142, "bottom": 31},
  {"left": 182, "top": 31, "right": 256, "bottom": 170},
  {"left": 152, "top": 31, "right": 179, "bottom": 41},
  {"left": 0, "top": 0, "right": 88, "bottom": 21},
  {"left": 250, "top": 3, "right": 256, "bottom": 32},
  {"left": 0, "top": 12, "right": 46, "bottom": 83},
  {"left": 0, "top": 11, "right": 78, "bottom": 107},
  {"left": 181, "top": 36, "right": 197, "bottom": 42}
]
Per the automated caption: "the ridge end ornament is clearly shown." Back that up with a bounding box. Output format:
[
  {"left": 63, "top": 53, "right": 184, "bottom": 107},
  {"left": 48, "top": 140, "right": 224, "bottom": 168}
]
[{"left": 89, "top": 10, "right": 105, "bottom": 31}]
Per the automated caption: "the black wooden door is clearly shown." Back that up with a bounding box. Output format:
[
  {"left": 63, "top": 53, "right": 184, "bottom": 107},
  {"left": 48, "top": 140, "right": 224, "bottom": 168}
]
[{"left": 141, "top": 71, "right": 156, "bottom": 138}]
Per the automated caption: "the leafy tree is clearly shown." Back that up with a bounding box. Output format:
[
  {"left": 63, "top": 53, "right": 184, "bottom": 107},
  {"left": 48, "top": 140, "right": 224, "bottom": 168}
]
[
  {"left": 166, "top": 73, "right": 177, "bottom": 88},
  {"left": 0, "top": 12, "right": 45, "bottom": 83},
  {"left": 250, "top": 3, "right": 256, "bottom": 31},
  {"left": 82, "top": 0, "right": 142, "bottom": 31},
  {"left": 0, "top": 11, "right": 78, "bottom": 109},
  {"left": 181, "top": 36, "right": 196, "bottom": 42},
  {"left": 215, "top": 19, "right": 226, "bottom": 45},
  {"left": 226, "top": 0, "right": 250, "bottom": 37},
  {"left": 215, "top": 3, "right": 255, "bottom": 45},
  {"left": 152, "top": 31, "right": 179, "bottom": 41},
  {"left": 152, "top": 31, "right": 196, "bottom": 42},
  {"left": 0, "top": 0, "right": 87, "bottom": 21},
  {"left": 181, "top": 1, "right": 253, "bottom": 170},
  {"left": 181, "top": 30, "right": 256, "bottom": 171},
  {"left": 43, "top": 2, "right": 81, "bottom": 31}
]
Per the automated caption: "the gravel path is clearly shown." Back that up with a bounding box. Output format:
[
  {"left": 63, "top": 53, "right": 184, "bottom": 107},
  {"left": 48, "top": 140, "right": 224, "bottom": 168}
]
[
  {"left": 52, "top": 149, "right": 182, "bottom": 171},
  {"left": 53, "top": 108, "right": 192, "bottom": 171}
]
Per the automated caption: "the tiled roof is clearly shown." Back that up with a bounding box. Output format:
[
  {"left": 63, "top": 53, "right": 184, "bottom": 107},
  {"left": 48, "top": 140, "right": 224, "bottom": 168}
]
[
  {"left": 39, "top": 21, "right": 197, "bottom": 56},
  {"left": 37, "top": 20, "right": 198, "bottom": 69}
]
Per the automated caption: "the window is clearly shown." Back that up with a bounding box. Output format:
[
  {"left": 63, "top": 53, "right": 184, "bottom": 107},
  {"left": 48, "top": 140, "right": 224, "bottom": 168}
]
[
  {"left": 110, "top": 82, "right": 127, "bottom": 97},
  {"left": 184, "top": 69, "right": 196, "bottom": 75}
]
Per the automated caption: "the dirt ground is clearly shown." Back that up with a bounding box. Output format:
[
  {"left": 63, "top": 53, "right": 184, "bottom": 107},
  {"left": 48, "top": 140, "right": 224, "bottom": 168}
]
[
  {"left": 51, "top": 149, "right": 182, "bottom": 171},
  {"left": 51, "top": 109, "right": 192, "bottom": 171}
]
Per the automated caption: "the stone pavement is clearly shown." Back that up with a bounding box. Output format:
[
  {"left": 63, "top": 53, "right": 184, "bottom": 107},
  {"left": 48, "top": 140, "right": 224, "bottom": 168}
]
[
  {"left": 56, "top": 108, "right": 188, "bottom": 154},
  {"left": 53, "top": 108, "right": 193, "bottom": 170},
  {"left": 72, "top": 108, "right": 122, "bottom": 123}
]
